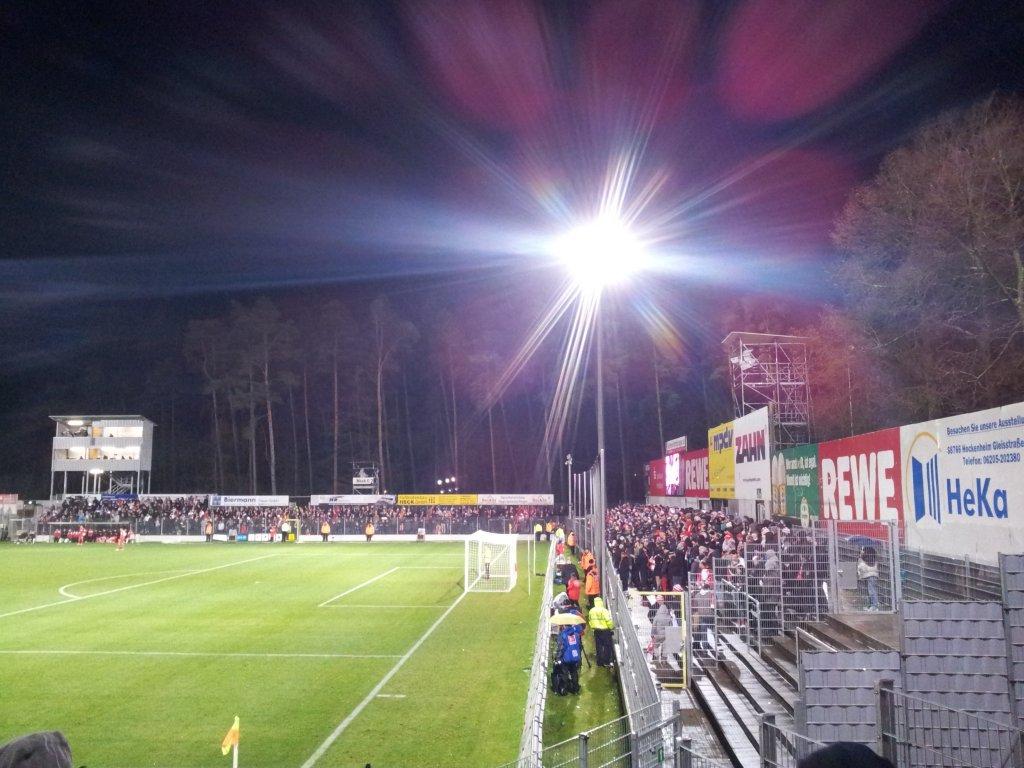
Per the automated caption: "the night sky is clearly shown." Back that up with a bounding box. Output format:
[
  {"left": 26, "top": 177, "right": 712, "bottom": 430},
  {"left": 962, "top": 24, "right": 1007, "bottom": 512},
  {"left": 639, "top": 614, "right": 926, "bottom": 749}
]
[{"left": 2, "top": 1, "right": 1023, "bottom": 497}]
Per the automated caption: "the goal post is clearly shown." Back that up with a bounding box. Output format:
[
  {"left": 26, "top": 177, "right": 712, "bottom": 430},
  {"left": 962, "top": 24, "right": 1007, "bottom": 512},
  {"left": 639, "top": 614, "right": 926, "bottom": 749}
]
[{"left": 464, "top": 530, "right": 517, "bottom": 593}]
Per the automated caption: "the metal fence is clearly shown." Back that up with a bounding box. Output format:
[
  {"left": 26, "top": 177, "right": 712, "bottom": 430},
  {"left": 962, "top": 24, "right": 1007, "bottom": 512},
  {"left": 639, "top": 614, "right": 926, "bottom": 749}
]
[
  {"left": 819, "top": 520, "right": 900, "bottom": 614},
  {"left": 759, "top": 715, "right": 826, "bottom": 768},
  {"left": 497, "top": 703, "right": 732, "bottom": 768},
  {"left": 900, "top": 547, "right": 1003, "bottom": 602},
  {"left": 624, "top": 590, "right": 688, "bottom": 689},
  {"left": 877, "top": 684, "right": 1024, "bottom": 768},
  {"left": 516, "top": 542, "right": 557, "bottom": 767}
]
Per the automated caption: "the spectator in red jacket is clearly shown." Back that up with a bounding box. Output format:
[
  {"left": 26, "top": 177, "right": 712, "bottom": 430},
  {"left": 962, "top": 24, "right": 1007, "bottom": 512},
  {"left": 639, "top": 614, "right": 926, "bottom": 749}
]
[{"left": 565, "top": 572, "right": 581, "bottom": 606}]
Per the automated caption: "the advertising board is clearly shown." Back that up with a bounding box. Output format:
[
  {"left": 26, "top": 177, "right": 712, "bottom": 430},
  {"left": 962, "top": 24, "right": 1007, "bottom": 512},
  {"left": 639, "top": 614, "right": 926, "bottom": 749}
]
[
  {"left": 646, "top": 458, "right": 667, "bottom": 497},
  {"left": 901, "top": 401, "right": 1024, "bottom": 562},
  {"left": 778, "top": 444, "right": 819, "bottom": 524},
  {"left": 682, "top": 448, "right": 709, "bottom": 499},
  {"left": 665, "top": 452, "right": 682, "bottom": 495},
  {"left": 310, "top": 495, "right": 395, "bottom": 505},
  {"left": 708, "top": 421, "right": 735, "bottom": 499},
  {"left": 396, "top": 494, "right": 478, "bottom": 506},
  {"left": 665, "top": 436, "right": 688, "bottom": 454},
  {"left": 209, "top": 495, "right": 290, "bottom": 508},
  {"left": 477, "top": 494, "right": 554, "bottom": 505},
  {"left": 818, "top": 428, "right": 902, "bottom": 521},
  {"left": 733, "top": 408, "right": 771, "bottom": 502}
]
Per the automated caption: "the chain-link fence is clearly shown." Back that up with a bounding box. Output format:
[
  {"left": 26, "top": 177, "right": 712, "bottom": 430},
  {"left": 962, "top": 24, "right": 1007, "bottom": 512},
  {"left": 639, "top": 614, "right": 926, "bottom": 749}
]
[
  {"left": 758, "top": 715, "right": 826, "bottom": 768},
  {"left": 877, "top": 684, "right": 1024, "bottom": 768}
]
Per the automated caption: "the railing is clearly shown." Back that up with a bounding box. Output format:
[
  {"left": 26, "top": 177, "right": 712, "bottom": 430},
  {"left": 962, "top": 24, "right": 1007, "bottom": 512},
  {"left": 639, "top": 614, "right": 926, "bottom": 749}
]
[
  {"left": 877, "top": 683, "right": 1024, "bottom": 768},
  {"left": 900, "top": 547, "right": 1002, "bottom": 602},
  {"left": 758, "top": 715, "right": 826, "bottom": 768},
  {"left": 496, "top": 703, "right": 732, "bottom": 768},
  {"left": 604, "top": 563, "right": 664, "bottom": 744},
  {"left": 516, "top": 542, "right": 556, "bottom": 767},
  {"left": 37, "top": 515, "right": 576, "bottom": 538}
]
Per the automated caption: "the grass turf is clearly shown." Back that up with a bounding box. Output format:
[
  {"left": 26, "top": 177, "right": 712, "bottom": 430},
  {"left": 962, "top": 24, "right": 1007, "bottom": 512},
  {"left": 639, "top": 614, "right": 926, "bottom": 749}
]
[
  {"left": 0, "top": 541, "right": 541, "bottom": 768},
  {"left": 542, "top": 554, "right": 624, "bottom": 748}
]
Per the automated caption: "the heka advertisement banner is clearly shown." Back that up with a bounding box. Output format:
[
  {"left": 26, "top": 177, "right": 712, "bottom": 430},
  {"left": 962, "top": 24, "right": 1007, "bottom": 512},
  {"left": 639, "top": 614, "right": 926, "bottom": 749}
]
[
  {"left": 477, "top": 494, "right": 554, "bottom": 506},
  {"left": 665, "top": 452, "right": 682, "bottom": 495},
  {"left": 646, "top": 458, "right": 667, "bottom": 497},
  {"left": 708, "top": 421, "right": 735, "bottom": 499},
  {"left": 310, "top": 494, "right": 395, "bottom": 505},
  {"left": 682, "top": 449, "right": 709, "bottom": 499},
  {"left": 396, "top": 493, "right": 478, "bottom": 506},
  {"left": 781, "top": 444, "right": 819, "bottom": 524},
  {"left": 733, "top": 408, "right": 771, "bottom": 502},
  {"left": 209, "top": 495, "right": 290, "bottom": 508},
  {"left": 901, "top": 401, "right": 1024, "bottom": 563},
  {"left": 819, "top": 428, "right": 902, "bottom": 521}
]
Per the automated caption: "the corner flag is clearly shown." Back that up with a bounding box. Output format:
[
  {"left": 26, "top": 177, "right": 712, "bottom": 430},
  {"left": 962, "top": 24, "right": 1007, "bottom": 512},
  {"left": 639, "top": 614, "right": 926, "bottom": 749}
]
[{"left": 221, "top": 716, "right": 240, "bottom": 757}]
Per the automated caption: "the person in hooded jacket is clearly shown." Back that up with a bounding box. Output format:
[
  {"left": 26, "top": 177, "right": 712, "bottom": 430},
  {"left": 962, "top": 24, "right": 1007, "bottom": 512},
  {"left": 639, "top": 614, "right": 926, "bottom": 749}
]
[
  {"left": 556, "top": 623, "right": 583, "bottom": 694},
  {"left": 588, "top": 597, "right": 615, "bottom": 666}
]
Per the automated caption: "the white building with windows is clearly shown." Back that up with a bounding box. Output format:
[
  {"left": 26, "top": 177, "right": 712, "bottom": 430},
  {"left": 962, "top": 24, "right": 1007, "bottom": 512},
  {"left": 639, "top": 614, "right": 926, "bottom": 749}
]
[{"left": 49, "top": 415, "right": 155, "bottom": 498}]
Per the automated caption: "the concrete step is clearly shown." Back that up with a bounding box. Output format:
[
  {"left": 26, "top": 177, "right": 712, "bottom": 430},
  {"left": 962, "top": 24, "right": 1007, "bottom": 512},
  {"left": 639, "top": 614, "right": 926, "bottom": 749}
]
[
  {"left": 824, "top": 613, "right": 897, "bottom": 650},
  {"left": 692, "top": 676, "right": 762, "bottom": 768},
  {"left": 761, "top": 644, "right": 799, "bottom": 690},
  {"left": 719, "top": 635, "right": 798, "bottom": 716},
  {"left": 718, "top": 648, "right": 796, "bottom": 731},
  {"left": 773, "top": 632, "right": 798, "bottom": 663},
  {"left": 799, "top": 622, "right": 852, "bottom": 651}
]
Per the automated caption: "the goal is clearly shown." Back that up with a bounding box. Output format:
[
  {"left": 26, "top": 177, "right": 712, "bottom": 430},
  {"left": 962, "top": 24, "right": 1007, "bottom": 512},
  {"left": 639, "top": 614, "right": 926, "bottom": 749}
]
[{"left": 464, "top": 530, "right": 517, "bottom": 593}]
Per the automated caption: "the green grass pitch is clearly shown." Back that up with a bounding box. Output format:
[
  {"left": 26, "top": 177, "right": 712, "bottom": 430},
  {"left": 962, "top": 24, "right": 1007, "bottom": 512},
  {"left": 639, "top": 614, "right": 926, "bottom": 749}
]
[{"left": 0, "top": 541, "right": 542, "bottom": 768}]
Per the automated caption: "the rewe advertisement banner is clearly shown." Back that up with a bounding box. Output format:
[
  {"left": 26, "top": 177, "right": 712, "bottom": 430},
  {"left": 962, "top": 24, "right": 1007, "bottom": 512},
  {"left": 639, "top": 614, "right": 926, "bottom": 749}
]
[
  {"left": 683, "top": 449, "right": 709, "bottom": 499},
  {"left": 818, "top": 428, "right": 902, "bottom": 521},
  {"left": 210, "top": 495, "right": 290, "bottom": 508},
  {"left": 646, "top": 458, "right": 667, "bottom": 497},
  {"left": 733, "top": 408, "right": 771, "bottom": 502},
  {"left": 901, "top": 402, "right": 1024, "bottom": 563},
  {"left": 708, "top": 421, "right": 735, "bottom": 499}
]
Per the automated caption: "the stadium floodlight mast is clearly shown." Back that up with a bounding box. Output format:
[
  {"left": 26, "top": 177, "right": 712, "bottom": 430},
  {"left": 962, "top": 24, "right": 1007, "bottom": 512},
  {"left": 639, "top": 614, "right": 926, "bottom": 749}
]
[{"left": 553, "top": 213, "right": 651, "bottom": 581}]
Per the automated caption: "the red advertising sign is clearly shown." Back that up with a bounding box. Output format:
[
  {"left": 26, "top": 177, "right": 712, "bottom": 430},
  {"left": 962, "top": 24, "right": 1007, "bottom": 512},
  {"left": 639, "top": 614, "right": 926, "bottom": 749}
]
[
  {"left": 682, "top": 449, "right": 710, "bottom": 499},
  {"left": 646, "top": 458, "right": 667, "bottom": 497},
  {"left": 818, "top": 428, "right": 903, "bottom": 521}
]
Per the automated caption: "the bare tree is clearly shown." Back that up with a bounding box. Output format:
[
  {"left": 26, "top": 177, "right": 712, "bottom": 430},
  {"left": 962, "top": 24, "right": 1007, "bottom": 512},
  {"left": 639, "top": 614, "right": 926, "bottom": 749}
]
[
  {"left": 184, "top": 318, "right": 229, "bottom": 490},
  {"left": 370, "top": 296, "right": 417, "bottom": 490},
  {"left": 834, "top": 94, "right": 1024, "bottom": 419}
]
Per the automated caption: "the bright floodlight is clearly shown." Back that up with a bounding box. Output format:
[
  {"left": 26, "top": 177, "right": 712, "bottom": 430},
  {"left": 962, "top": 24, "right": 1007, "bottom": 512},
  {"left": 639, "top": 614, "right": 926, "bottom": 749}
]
[{"left": 553, "top": 215, "right": 649, "bottom": 293}]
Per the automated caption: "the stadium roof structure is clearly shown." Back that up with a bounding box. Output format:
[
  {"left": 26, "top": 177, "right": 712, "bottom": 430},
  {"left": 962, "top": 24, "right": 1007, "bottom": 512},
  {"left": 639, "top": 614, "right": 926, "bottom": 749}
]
[{"left": 721, "top": 331, "right": 811, "bottom": 346}]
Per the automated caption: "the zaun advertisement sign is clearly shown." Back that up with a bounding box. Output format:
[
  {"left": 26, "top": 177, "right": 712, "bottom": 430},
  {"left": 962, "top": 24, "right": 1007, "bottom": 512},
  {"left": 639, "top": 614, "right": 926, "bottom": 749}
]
[
  {"left": 901, "top": 401, "right": 1024, "bottom": 563},
  {"left": 733, "top": 407, "right": 771, "bottom": 502},
  {"left": 708, "top": 421, "right": 735, "bottom": 499},
  {"left": 778, "top": 444, "right": 819, "bottom": 524},
  {"left": 818, "top": 428, "right": 902, "bottom": 522},
  {"left": 646, "top": 458, "right": 667, "bottom": 497},
  {"left": 683, "top": 448, "right": 709, "bottom": 499}
]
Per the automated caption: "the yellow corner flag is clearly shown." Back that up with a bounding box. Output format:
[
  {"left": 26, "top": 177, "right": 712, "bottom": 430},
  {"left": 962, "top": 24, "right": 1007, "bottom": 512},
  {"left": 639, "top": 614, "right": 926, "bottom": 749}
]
[{"left": 221, "top": 716, "right": 240, "bottom": 757}]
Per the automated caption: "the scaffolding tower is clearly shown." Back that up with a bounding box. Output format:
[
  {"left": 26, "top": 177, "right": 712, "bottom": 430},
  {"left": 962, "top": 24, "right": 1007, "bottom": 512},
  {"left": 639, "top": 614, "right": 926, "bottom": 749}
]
[{"left": 723, "top": 332, "right": 811, "bottom": 449}]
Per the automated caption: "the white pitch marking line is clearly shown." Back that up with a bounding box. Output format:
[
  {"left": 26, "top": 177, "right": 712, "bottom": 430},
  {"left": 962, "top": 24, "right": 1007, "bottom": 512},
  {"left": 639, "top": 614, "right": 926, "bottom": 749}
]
[
  {"left": 0, "top": 554, "right": 279, "bottom": 621},
  {"left": 323, "top": 604, "right": 446, "bottom": 609},
  {"left": 375, "top": 694, "right": 406, "bottom": 699},
  {"left": 317, "top": 567, "right": 400, "bottom": 608},
  {"left": 300, "top": 591, "right": 468, "bottom": 768},
  {"left": 59, "top": 570, "right": 190, "bottom": 599},
  {"left": 399, "top": 566, "right": 463, "bottom": 570},
  {"left": 0, "top": 649, "right": 402, "bottom": 660}
]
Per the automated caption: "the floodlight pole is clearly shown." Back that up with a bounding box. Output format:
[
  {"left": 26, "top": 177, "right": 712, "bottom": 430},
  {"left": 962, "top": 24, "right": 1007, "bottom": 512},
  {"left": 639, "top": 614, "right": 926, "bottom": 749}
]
[
  {"left": 596, "top": 305, "right": 607, "bottom": 581},
  {"left": 566, "top": 453, "right": 573, "bottom": 518}
]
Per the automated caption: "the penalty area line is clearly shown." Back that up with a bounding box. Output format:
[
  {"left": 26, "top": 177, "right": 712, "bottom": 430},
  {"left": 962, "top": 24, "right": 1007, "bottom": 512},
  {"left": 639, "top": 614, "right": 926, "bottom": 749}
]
[
  {"left": 317, "top": 567, "right": 399, "bottom": 607},
  {"left": 300, "top": 590, "right": 468, "bottom": 768},
  {"left": 0, "top": 554, "right": 278, "bottom": 621}
]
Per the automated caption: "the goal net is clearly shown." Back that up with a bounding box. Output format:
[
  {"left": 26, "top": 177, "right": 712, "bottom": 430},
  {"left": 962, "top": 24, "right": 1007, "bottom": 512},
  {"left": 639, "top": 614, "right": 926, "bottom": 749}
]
[{"left": 464, "top": 530, "right": 517, "bottom": 593}]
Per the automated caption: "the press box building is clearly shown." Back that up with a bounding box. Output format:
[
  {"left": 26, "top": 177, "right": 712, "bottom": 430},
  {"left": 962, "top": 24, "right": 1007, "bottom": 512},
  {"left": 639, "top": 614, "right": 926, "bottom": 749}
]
[{"left": 49, "top": 415, "right": 155, "bottom": 498}]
